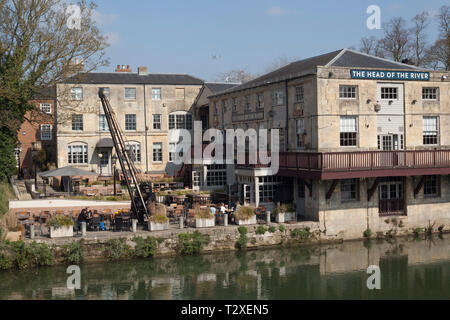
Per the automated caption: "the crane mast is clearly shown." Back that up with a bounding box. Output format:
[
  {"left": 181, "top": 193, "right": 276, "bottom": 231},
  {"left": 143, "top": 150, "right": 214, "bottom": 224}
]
[{"left": 98, "top": 89, "right": 152, "bottom": 223}]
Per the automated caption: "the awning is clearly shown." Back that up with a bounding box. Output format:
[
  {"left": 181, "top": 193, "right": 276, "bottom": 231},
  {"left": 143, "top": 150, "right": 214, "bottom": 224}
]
[
  {"left": 96, "top": 138, "right": 114, "bottom": 148},
  {"left": 39, "top": 166, "right": 98, "bottom": 178}
]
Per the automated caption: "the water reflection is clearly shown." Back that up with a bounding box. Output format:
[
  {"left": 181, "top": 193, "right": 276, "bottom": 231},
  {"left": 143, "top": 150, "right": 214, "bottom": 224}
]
[{"left": 0, "top": 235, "right": 449, "bottom": 300}]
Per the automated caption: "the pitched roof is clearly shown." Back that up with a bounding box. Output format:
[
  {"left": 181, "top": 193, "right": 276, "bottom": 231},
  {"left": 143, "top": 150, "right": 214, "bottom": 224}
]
[
  {"left": 61, "top": 72, "right": 204, "bottom": 85},
  {"left": 205, "top": 82, "right": 240, "bottom": 94},
  {"left": 211, "top": 48, "right": 426, "bottom": 97}
]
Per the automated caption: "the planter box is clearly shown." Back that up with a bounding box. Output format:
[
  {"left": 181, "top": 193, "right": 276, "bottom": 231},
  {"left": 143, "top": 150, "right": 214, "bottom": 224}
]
[
  {"left": 276, "top": 212, "right": 296, "bottom": 223},
  {"left": 5, "top": 231, "right": 23, "bottom": 242},
  {"left": 276, "top": 212, "right": 285, "bottom": 223},
  {"left": 285, "top": 212, "right": 297, "bottom": 222},
  {"left": 195, "top": 218, "right": 215, "bottom": 228},
  {"left": 236, "top": 215, "right": 257, "bottom": 226},
  {"left": 149, "top": 221, "right": 169, "bottom": 231},
  {"left": 50, "top": 226, "right": 73, "bottom": 238}
]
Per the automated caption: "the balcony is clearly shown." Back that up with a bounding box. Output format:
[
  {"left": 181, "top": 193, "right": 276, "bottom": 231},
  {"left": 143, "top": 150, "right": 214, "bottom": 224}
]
[{"left": 238, "top": 150, "right": 450, "bottom": 180}]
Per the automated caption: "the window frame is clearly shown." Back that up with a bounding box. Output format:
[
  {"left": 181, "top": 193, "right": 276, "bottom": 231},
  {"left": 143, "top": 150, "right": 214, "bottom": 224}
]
[
  {"left": 422, "top": 87, "right": 439, "bottom": 100},
  {"left": 125, "top": 141, "right": 141, "bottom": 163},
  {"left": 423, "top": 116, "right": 439, "bottom": 145},
  {"left": 40, "top": 103, "right": 52, "bottom": 114},
  {"left": 424, "top": 175, "right": 440, "bottom": 198},
  {"left": 257, "top": 93, "right": 264, "bottom": 109},
  {"left": 99, "top": 114, "right": 109, "bottom": 132},
  {"left": 339, "top": 85, "right": 357, "bottom": 99},
  {"left": 152, "top": 88, "right": 162, "bottom": 100},
  {"left": 70, "top": 87, "right": 83, "bottom": 100},
  {"left": 340, "top": 179, "right": 360, "bottom": 202},
  {"left": 40, "top": 124, "right": 52, "bottom": 141},
  {"left": 68, "top": 143, "right": 88, "bottom": 164},
  {"left": 71, "top": 114, "right": 83, "bottom": 131},
  {"left": 152, "top": 142, "right": 163, "bottom": 163},
  {"left": 340, "top": 116, "right": 358, "bottom": 147},
  {"left": 125, "top": 114, "right": 137, "bottom": 131},
  {"left": 380, "top": 87, "right": 398, "bottom": 100},
  {"left": 99, "top": 87, "right": 110, "bottom": 98},
  {"left": 124, "top": 87, "right": 136, "bottom": 100},
  {"left": 272, "top": 89, "right": 284, "bottom": 106},
  {"left": 295, "top": 86, "right": 304, "bottom": 102},
  {"left": 153, "top": 114, "right": 161, "bottom": 130}
]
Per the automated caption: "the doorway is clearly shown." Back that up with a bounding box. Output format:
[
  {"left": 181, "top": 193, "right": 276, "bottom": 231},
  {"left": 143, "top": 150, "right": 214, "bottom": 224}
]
[
  {"left": 98, "top": 148, "right": 111, "bottom": 176},
  {"left": 379, "top": 178, "right": 405, "bottom": 216}
]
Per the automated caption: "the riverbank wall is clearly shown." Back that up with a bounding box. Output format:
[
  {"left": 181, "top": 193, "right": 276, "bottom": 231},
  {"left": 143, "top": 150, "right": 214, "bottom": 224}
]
[{"left": 23, "top": 220, "right": 450, "bottom": 265}]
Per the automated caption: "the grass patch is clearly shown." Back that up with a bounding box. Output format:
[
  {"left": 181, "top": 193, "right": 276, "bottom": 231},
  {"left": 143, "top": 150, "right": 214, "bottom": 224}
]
[{"left": 256, "top": 226, "right": 267, "bottom": 235}]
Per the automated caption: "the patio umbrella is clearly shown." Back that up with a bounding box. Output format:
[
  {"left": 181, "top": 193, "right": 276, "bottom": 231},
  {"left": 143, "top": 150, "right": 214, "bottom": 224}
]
[{"left": 39, "top": 166, "right": 98, "bottom": 196}]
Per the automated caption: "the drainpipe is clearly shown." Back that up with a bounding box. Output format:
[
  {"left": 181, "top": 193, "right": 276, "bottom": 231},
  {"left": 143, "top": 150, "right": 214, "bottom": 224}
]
[
  {"left": 285, "top": 80, "right": 289, "bottom": 151},
  {"left": 143, "top": 84, "right": 149, "bottom": 172}
]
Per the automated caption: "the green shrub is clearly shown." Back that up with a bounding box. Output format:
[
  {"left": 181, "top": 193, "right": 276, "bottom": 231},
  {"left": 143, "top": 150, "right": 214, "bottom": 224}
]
[
  {"left": 61, "top": 241, "right": 84, "bottom": 264},
  {"left": 236, "top": 226, "right": 248, "bottom": 250},
  {"left": 256, "top": 226, "right": 267, "bottom": 235},
  {"left": 279, "top": 225, "right": 286, "bottom": 232},
  {"left": 291, "top": 228, "right": 311, "bottom": 240},
  {"left": 1, "top": 241, "right": 55, "bottom": 270},
  {"left": 176, "top": 231, "right": 209, "bottom": 255},
  {"left": 106, "top": 196, "right": 119, "bottom": 201},
  {"left": 133, "top": 236, "right": 158, "bottom": 259},
  {"left": 149, "top": 213, "right": 169, "bottom": 224},
  {"left": 47, "top": 215, "right": 74, "bottom": 228},
  {"left": 363, "top": 228, "right": 372, "bottom": 238},
  {"left": 194, "top": 207, "right": 214, "bottom": 219},
  {"left": 268, "top": 226, "right": 276, "bottom": 233},
  {"left": 103, "top": 238, "right": 132, "bottom": 261}
]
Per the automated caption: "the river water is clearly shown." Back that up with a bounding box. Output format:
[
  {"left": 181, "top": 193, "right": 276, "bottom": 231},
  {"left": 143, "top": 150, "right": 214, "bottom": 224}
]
[{"left": 0, "top": 235, "right": 449, "bottom": 300}]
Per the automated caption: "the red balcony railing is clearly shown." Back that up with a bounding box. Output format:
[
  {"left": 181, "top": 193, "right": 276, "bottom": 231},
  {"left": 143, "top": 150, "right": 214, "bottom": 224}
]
[{"left": 237, "top": 149, "right": 450, "bottom": 179}]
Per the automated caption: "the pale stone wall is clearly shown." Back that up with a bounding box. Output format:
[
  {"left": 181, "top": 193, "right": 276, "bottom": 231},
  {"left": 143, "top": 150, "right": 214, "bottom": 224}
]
[
  {"left": 56, "top": 83, "right": 201, "bottom": 174},
  {"left": 312, "top": 177, "right": 450, "bottom": 240}
]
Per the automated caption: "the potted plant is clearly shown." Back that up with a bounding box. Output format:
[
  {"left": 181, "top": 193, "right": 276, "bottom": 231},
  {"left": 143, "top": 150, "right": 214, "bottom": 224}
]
[
  {"left": 148, "top": 203, "right": 169, "bottom": 231},
  {"left": 194, "top": 207, "right": 215, "bottom": 228},
  {"left": 235, "top": 206, "right": 257, "bottom": 226},
  {"left": 274, "top": 203, "right": 296, "bottom": 223},
  {"left": 0, "top": 212, "right": 24, "bottom": 242},
  {"left": 47, "top": 215, "right": 74, "bottom": 238}
]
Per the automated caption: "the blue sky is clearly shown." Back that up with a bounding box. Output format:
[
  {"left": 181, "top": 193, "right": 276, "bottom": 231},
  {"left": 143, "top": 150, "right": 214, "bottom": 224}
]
[{"left": 92, "top": 0, "right": 449, "bottom": 81}]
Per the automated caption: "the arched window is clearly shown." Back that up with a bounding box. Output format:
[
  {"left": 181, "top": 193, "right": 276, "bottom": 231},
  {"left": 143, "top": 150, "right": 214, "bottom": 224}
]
[
  {"left": 168, "top": 111, "right": 192, "bottom": 130},
  {"left": 68, "top": 142, "right": 88, "bottom": 164},
  {"left": 125, "top": 141, "right": 141, "bottom": 163}
]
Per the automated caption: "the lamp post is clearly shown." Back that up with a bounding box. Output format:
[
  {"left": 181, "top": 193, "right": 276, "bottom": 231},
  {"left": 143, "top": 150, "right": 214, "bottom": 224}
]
[
  {"left": 31, "top": 143, "right": 38, "bottom": 190},
  {"left": 112, "top": 154, "right": 118, "bottom": 196},
  {"left": 98, "top": 152, "right": 103, "bottom": 177}
]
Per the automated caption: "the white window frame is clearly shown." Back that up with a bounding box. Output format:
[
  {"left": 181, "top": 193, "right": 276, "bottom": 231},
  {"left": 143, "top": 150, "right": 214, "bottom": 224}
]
[
  {"left": 423, "top": 116, "right": 439, "bottom": 145},
  {"left": 168, "top": 111, "right": 192, "bottom": 130},
  {"left": 71, "top": 114, "right": 83, "bottom": 131},
  {"left": 125, "top": 141, "right": 141, "bottom": 163},
  {"left": 295, "top": 86, "right": 304, "bottom": 102},
  {"left": 99, "top": 114, "right": 109, "bottom": 132},
  {"left": 40, "top": 103, "right": 52, "bottom": 114},
  {"left": 339, "top": 85, "right": 357, "bottom": 99},
  {"left": 40, "top": 124, "right": 52, "bottom": 140},
  {"left": 422, "top": 87, "right": 439, "bottom": 100},
  {"left": 124, "top": 88, "right": 136, "bottom": 100},
  {"left": 153, "top": 114, "right": 161, "bottom": 130},
  {"left": 99, "top": 87, "right": 110, "bottom": 98},
  {"left": 70, "top": 87, "right": 83, "bottom": 100},
  {"left": 272, "top": 89, "right": 284, "bottom": 106},
  {"left": 152, "top": 88, "right": 161, "bottom": 100},
  {"left": 68, "top": 143, "right": 88, "bottom": 164},
  {"left": 340, "top": 116, "right": 358, "bottom": 147},
  {"left": 152, "top": 142, "right": 163, "bottom": 162}
]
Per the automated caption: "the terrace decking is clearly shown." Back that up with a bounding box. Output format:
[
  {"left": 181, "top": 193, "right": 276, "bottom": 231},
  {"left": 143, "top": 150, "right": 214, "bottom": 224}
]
[{"left": 238, "top": 150, "right": 450, "bottom": 179}]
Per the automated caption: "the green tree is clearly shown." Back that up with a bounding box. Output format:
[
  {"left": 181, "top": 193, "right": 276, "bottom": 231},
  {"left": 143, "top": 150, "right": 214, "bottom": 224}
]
[{"left": 0, "top": 0, "right": 109, "bottom": 180}]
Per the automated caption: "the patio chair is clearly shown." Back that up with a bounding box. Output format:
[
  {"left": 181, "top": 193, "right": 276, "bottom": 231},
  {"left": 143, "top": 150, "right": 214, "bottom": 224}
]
[{"left": 90, "top": 216, "right": 101, "bottom": 231}]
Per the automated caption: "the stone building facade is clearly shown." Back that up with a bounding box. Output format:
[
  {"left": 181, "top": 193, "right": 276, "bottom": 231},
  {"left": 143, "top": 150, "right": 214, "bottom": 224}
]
[
  {"left": 208, "top": 48, "right": 450, "bottom": 239},
  {"left": 56, "top": 66, "right": 203, "bottom": 177}
]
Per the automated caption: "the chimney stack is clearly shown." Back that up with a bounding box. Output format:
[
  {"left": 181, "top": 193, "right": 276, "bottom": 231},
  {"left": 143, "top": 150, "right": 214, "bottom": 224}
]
[
  {"left": 115, "top": 64, "right": 132, "bottom": 72},
  {"left": 138, "top": 66, "right": 148, "bottom": 76}
]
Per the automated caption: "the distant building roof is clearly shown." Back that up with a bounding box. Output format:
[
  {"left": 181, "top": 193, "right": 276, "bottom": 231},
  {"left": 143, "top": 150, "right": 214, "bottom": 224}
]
[
  {"left": 211, "top": 48, "right": 425, "bottom": 97},
  {"left": 61, "top": 72, "right": 204, "bottom": 85},
  {"left": 31, "top": 86, "right": 56, "bottom": 100},
  {"left": 194, "top": 82, "right": 240, "bottom": 107}
]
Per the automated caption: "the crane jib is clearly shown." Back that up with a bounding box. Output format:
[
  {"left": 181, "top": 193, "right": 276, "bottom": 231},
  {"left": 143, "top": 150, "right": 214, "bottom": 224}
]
[{"left": 98, "top": 89, "right": 151, "bottom": 224}]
